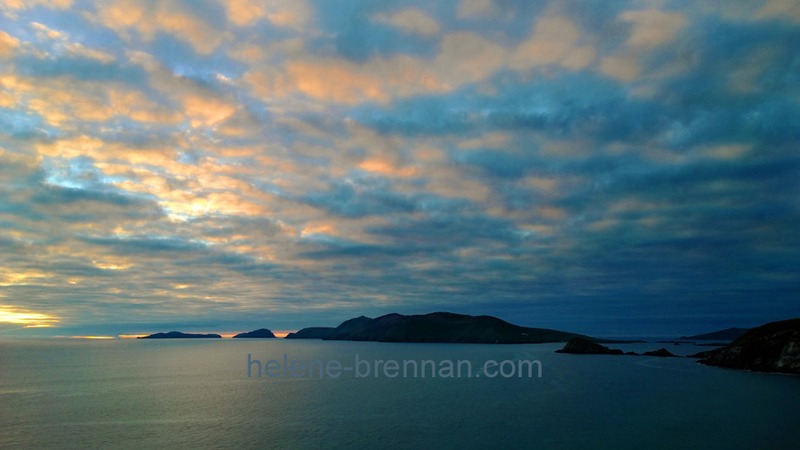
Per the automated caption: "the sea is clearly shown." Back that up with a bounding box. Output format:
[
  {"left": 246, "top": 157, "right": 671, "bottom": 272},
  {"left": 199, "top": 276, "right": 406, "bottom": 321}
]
[{"left": 1, "top": 338, "right": 799, "bottom": 449}]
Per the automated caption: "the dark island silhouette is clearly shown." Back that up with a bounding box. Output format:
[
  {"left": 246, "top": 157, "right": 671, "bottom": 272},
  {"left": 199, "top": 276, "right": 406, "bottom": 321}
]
[
  {"left": 138, "top": 331, "right": 221, "bottom": 339},
  {"left": 690, "top": 318, "right": 800, "bottom": 374},
  {"left": 555, "top": 337, "right": 677, "bottom": 357},
  {"left": 284, "top": 312, "right": 635, "bottom": 344},
  {"left": 233, "top": 328, "right": 276, "bottom": 338},
  {"left": 556, "top": 337, "right": 624, "bottom": 355},
  {"left": 680, "top": 327, "right": 750, "bottom": 341}
]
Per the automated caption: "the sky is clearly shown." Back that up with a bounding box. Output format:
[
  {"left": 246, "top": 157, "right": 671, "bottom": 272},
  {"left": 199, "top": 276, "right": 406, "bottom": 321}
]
[{"left": 0, "top": 0, "right": 798, "bottom": 338}]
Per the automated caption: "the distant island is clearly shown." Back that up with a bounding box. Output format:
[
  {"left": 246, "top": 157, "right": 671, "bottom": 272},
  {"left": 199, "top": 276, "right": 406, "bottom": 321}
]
[
  {"left": 138, "top": 331, "right": 221, "bottom": 339},
  {"left": 692, "top": 318, "right": 800, "bottom": 374},
  {"left": 680, "top": 327, "right": 750, "bottom": 341},
  {"left": 284, "top": 312, "right": 631, "bottom": 344},
  {"left": 556, "top": 337, "right": 624, "bottom": 355},
  {"left": 555, "top": 337, "right": 676, "bottom": 357},
  {"left": 233, "top": 328, "right": 276, "bottom": 338}
]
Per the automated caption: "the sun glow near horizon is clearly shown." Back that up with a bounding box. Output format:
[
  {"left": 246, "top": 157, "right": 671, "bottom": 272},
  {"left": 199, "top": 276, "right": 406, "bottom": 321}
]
[{"left": 0, "top": 305, "right": 60, "bottom": 328}]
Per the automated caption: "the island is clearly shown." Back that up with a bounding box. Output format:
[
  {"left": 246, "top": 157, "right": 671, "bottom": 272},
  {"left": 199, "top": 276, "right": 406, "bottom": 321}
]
[
  {"left": 233, "top": 328, "right": 276, "bottom": 338},
  {"left": 555, "top": 337, "right": 677, "bottom": 357},
  {"left": 679, "top": 327, "right": 750, "bottom": 341},
  {"left": 555, "top": 337, "right": 623, "bottom": 355},
  {"left": 642, "top": 348, "right": 677, "bottom": 357},
  {"left": 691, "top": 318, "right": 800, "bottom": 374},
  {"left": 283, "top": 312, "right": 625, "bottom": 344},
  {"left": 138, "top": 331, "right": 221, "bottom": 339}
]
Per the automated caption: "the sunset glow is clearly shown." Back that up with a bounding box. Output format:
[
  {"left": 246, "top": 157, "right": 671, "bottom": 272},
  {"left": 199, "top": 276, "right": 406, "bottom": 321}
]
[{"left": 0, "top": 306, "right": 60, "bottom": 328}]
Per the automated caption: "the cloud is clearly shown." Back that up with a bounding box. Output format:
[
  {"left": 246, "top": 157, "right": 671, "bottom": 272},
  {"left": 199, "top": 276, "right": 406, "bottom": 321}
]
[
  {"left": 248, "top": 30, "right": 510, "bottom": 105},
  {"left": 598, "top": 8, "right": 687, "bottom": 82},
  {"left": 93, "top": 0, "right": 226, "bottom": 55},
  {"left": 619, "top": 9, "right": 687, "bottom": 50},
  {"left": 510, "top": 14, "right": 595, "bottom": 70},
  {"left": 756, "top": 0, "right": 800, "bottom": 23},
  {"left": 599, "top": 54, "right": 641, "bottom": 82},
  {"left": 373, "top": 8, "right": 441, "bottom": 36},
  {"left": 0, "top": 32, "right": 20, "bottom": 58},
  {"left": 457, "top": 0, "right": 493, "bottom": 19},
  {"left": 263, "top": 0, "right": 311, "bottom": 29},
  {"left": 223, "top": 0, "right": 262, "bottom": 26},
  {"left": 2, "top": 0, "right": 72, "bottom": 10}
]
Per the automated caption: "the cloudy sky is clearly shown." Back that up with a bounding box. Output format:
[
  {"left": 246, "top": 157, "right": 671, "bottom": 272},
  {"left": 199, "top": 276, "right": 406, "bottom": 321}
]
[{"left": 1, "top": 0, "right": 798, "bottom": 337}]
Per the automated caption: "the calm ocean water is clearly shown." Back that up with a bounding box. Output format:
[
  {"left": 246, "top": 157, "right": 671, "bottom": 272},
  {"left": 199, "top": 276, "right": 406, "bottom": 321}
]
[{"left": 1, "top": 339, "right": 798, "bottom": 449}]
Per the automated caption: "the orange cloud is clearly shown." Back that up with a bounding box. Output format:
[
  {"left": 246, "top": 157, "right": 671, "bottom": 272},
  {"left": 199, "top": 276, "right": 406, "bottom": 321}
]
[
  {"left": 599, "top": 9, "right": 687, "bottom": 83},
  {"left": 358, "top": 158, "right": 419, "bottom": 178},
  {"left": 181, "top": 92, "right": 238, "bottom": 127},
  {"left": 243, "top": 18, "right": 601, "bottom": 105},
  {"left": 620, "top": 10, "right": 687, "bottom": 50},
  {"left": 125, "top": 50, "right": 245, "bottom": 129},
  {"left": 3, "top": 0, "right": 72, "bottom": 9},
  {"left": 510, "top": 15, "right": 595, "bottom": 70},
  {"left": 263, "top": 0, "right": 311, "bottom": 29},
  {"left": 223, "top": 0, "right": 266, "bottom": 26},
  {"left": 374, "top": 8, "right": 441, "bottom": 36},
  {"left": 0, "top": 31, "right": 19, "bottom": 59},
  {"left": 220, "top": 0, "right": 312, "bottom": 29},
  {"left": 108, "top": 89, "right": 184, "bottom": 124},
  {"left": 288, "top": 59, "right": 389, "bottom": 104},
  {"left": 93, "top": 0, "right": 224, "bottom": 55},
  {"left": 0, "top": 75, "right": 160, "bottom": 126},
  {"left": 246, "top": 31, "right": 509, "bottom": 104}
]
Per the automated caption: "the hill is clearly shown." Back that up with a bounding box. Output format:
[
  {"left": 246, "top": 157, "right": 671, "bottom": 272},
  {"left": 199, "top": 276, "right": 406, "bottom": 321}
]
[{"left": 286, "top": 312, "right": 591, "bottom": 344}]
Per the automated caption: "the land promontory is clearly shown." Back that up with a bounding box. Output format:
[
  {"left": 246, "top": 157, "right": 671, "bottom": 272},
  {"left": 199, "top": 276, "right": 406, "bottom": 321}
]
[{"left": 693, "top": 318, "right": 800, "bottom": 374}]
